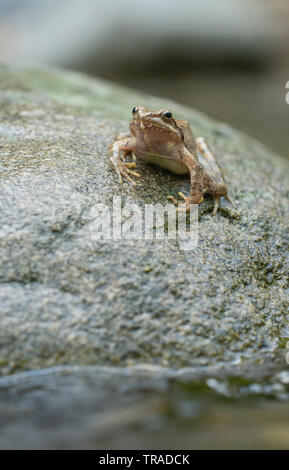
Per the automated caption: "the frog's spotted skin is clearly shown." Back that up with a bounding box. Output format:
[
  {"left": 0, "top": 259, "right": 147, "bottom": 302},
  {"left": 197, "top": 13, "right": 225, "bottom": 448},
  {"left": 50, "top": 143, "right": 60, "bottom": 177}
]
[{"left": 109, "top": 105, "right": 234, "bottom": 214}]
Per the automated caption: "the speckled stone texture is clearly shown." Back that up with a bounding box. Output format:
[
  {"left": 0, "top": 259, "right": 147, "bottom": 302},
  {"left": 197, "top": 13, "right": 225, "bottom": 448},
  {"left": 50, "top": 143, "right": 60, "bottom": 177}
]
[{"left": 0, "top": 64, "right": 288, "bottom": 377}]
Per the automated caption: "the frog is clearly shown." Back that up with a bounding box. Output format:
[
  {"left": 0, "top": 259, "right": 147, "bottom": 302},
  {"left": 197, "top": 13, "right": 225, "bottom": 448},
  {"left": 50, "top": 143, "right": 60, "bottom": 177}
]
[{"left": 109, "top": 105, "right": 234, "bottom": 215}]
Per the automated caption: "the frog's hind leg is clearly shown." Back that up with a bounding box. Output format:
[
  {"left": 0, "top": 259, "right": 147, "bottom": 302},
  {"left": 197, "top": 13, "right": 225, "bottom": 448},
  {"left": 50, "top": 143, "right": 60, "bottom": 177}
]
[
  {"left": 167, "top": 149, "right": 204, "bottom": 212},
  {"left": 109, "top": 138, "right": 141, "bottom": 185},
  {"left": 212, "top": 196, "right": 220, "bottom": 216},
  {"left": 196, "top": 137, "right": 235, "bottom": 214}
]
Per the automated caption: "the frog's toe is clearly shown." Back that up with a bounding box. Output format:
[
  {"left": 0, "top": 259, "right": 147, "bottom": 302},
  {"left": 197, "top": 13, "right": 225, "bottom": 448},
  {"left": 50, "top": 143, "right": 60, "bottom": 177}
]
[
  {"left": 120, "top": 170, "right": 136, "bottom": 185},
  {"left": 167, "top": 193, "right": 191, "bottom": 212},
  {"left": 110, "top": 157, "right": 140, "bottom": 185},
  {"left": 178, "top": 192, "right": 190, "bottom": 203},
  {"left": 212, "top": 194, "right": 238, "bottom": 216},
  {"left": 120, "top": 165, "right": 140, "bottom": 185},
  {"left": 212, "top": 197, "right": 220, "bottom": 216},
  {"left": 122, "top": 164, "right": 140, "bottom": 182},
  {"left": 168, "top": 192, "right": 204, "bottom": 212},
  {"left": 225, "top": 193, "right": 236, "bottom": 209},
  {"left": 110, "top": 157, "right": 123, "bottom": 183},
  {"left": 167, "top": 192, "right": 189, "bottom": 204},
  {"left": 167, "top": 194, "right": 179, "bottom": 205},
  {"left": 123, "top": 163, "right": 141, "bottom": 178}
]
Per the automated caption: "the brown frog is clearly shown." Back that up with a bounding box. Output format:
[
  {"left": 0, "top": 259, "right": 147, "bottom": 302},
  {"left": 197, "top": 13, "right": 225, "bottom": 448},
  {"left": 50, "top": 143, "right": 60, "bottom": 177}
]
[{"left": 109, "top": 106, "right": 234, "bottom": 215}]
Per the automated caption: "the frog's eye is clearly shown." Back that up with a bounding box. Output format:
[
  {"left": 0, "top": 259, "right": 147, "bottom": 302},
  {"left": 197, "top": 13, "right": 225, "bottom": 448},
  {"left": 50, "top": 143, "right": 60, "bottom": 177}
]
[
  {"left": 163, "top": 111, "right": 172, "bottom": 119},
  {"left": 132, "top": 106, "right": 138, "bottom": 114}
]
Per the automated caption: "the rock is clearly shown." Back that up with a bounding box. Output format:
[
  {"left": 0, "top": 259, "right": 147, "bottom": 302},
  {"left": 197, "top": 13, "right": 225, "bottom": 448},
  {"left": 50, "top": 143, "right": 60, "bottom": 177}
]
[
  {"left": 0, "top": 63, "right": 288, "bottom": 379},
  {"left": 1, "top": 366, "right": 289, "bottom": 449}
]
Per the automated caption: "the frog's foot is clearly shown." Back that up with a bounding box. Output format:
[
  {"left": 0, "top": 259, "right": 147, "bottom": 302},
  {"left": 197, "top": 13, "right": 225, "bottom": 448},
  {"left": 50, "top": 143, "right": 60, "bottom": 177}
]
[
  {"left": 110, "top": 158, "right": 141, "bottom": 185},
  {"left": 167, "top": 192, "right": 203, "bottom": 212},
  {"left": 109, "top": 138, "right": 141, "bottom": 185},
  {"left": 212, "top": 194, "right": 237, "bottom": 216}
]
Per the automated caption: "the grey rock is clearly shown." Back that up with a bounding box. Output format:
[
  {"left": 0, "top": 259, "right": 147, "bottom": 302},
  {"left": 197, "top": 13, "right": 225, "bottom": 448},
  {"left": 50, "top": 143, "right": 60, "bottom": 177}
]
[{"left": 0, "top": 63, "right": 288, "bottom": 378}]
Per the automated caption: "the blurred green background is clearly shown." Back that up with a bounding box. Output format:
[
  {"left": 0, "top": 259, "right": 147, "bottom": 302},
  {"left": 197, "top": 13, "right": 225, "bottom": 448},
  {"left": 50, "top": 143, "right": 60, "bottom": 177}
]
[{"left": 0, "top": 0, "right": 288, "bottom": 159}]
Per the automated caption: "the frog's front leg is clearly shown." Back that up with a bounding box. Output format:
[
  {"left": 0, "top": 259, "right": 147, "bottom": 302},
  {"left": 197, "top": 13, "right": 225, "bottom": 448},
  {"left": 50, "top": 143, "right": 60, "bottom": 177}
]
[
  {"left": 109, "top": 137, "right": 140, "bottom": 185},
  {"left": 167, "top": 149, "right": 204, "bottom": 212}
]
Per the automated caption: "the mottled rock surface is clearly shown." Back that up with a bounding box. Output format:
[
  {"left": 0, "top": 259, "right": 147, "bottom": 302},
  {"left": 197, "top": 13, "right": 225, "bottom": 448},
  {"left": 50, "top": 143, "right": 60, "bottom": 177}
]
[{"left": 0, "top": 64, "right": 288, "bottom": 378}]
